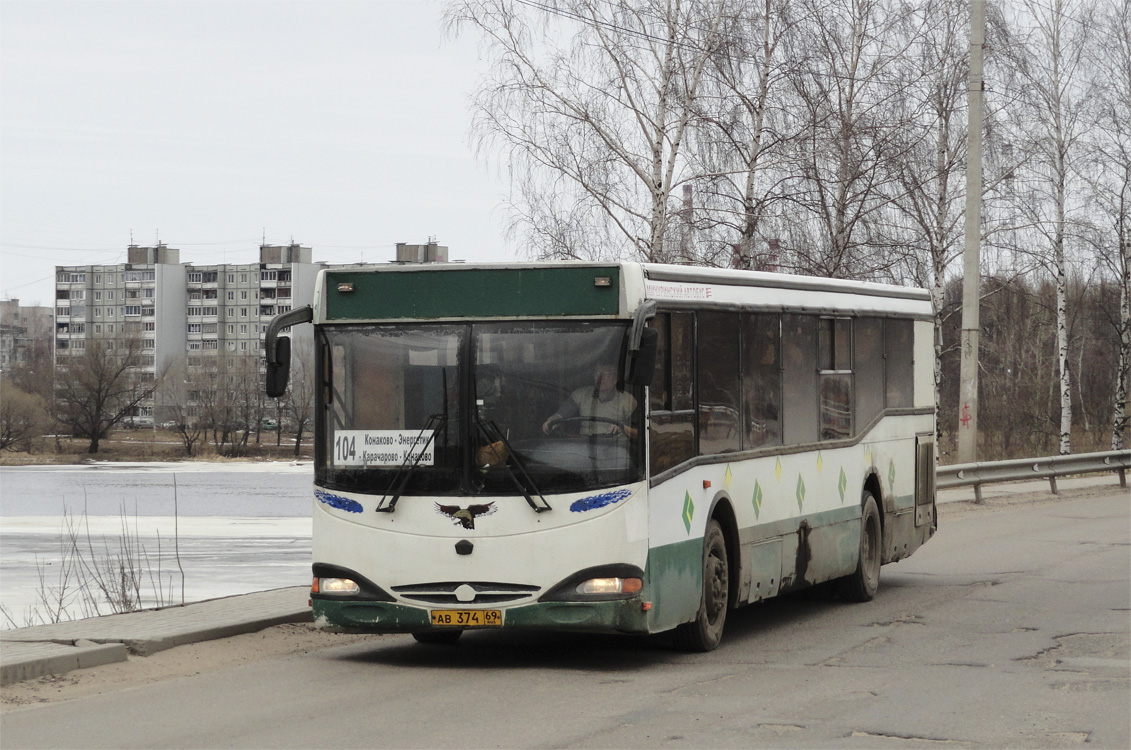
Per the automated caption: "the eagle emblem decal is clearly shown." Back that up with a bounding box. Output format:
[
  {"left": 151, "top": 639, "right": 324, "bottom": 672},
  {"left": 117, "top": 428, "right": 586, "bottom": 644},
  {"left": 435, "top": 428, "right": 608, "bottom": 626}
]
[{"left": 435, "top": 502, "right": 497, "bottom": 530}]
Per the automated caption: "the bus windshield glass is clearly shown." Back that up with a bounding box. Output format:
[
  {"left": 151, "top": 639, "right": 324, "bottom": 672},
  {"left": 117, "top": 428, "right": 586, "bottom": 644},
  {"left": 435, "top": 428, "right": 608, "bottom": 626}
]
[{"left": 317, "top": 321, "right": 644, "bottom": 497}]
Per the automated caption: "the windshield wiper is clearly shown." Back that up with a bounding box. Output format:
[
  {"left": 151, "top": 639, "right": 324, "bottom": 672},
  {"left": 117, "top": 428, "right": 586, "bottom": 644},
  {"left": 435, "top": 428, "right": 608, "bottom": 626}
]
[
  {"left": 374, "top": 413, "right": 443, "bottom": 513},
  {"left": 475, "top": 418, "right": 552, "bottom": 513}
]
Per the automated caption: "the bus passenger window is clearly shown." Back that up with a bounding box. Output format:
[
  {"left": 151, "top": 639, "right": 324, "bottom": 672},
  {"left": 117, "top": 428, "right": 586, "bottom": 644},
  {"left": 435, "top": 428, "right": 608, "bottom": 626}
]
[
  {"left": 855, "top": 317, "right": 885, "bottom": 430},
  {"left": 648, "top": 312, "right": 696, "bottom": 475},
  {"left": 782, "top": 315, "right": 819, "bottom": 445},
  {"left": 648, "top": 315, "right": 670, "bottom": 411},
  {"left": 885, "top": 319, "right": 914, "bottom": 408},
  {"left": 697, "top": 311, "right": 740, "bottom": 455},
  {"left": 819, "top": 318, "right": 853, "bottom": 440},
  {"left": 742, "top": 313, "right": 781, "bottom": 449}
]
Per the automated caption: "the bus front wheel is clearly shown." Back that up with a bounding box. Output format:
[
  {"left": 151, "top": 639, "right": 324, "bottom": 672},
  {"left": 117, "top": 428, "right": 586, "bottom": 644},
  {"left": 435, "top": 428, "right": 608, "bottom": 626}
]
[
  {"left": 674, "top": 519, "right": 729, "bottom": 652},
  {"left": 837, "top": 492, "right": 881, "bottom": 602}
]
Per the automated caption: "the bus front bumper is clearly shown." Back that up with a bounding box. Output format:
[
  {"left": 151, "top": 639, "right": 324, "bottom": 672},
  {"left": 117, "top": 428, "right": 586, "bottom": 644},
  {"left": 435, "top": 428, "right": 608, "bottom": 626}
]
[{"left": 311, "top": 597, "right": 651, "bottom": 636}]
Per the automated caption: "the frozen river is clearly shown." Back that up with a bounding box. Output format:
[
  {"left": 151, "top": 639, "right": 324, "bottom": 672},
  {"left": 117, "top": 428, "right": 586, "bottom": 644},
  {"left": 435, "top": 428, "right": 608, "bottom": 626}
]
[{"left": 0, "top": 462, "right": 315, "bottom": 629}]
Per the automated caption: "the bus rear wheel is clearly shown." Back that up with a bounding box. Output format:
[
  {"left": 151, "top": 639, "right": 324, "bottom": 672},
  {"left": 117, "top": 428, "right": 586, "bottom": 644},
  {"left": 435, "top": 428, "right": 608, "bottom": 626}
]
[
  {"left": 837, "top": 492, "right": 881, "bottom": 602},
  {"left": 674, "top": 519, "right": 729, "bottom": 652},
  {"left": 413, "top": 630, "right": 463, "bottom": 645}
]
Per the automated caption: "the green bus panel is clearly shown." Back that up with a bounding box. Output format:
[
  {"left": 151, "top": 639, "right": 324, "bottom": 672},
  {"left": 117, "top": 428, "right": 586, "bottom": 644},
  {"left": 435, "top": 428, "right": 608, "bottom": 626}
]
[{"left": 324, "top": 266, "right": 622, "bottom": 321}]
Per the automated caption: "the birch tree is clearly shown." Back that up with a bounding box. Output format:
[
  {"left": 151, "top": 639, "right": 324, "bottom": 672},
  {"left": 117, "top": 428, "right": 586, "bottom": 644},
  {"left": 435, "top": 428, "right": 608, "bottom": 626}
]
[
  {"left": 446, "top": 0, "right": 725, "bottom": 261},
  {"left": 686, "top": 0, "right": 798, "bottom": 268},
  {"left": 1004, "top": 0, "right": 1095, "bottom": 454},
  {"left": 1083, "top": 0, "right": 1131, "bottom": 449},
  {"left": 885, "top": 0, "right": 969, "bottom": 420},
  {"left": 778, "top": 0, "right": 923, "bottom": 280}
]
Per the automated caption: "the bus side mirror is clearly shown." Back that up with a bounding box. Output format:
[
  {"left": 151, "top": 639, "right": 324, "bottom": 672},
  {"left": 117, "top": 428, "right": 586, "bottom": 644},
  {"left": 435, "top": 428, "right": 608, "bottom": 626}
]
[
  {"left": 626, "top": 327, "right": 657, "bottom": 386},
  {"left": 266, "top": 336, "right": 291, "bottom": 398}
]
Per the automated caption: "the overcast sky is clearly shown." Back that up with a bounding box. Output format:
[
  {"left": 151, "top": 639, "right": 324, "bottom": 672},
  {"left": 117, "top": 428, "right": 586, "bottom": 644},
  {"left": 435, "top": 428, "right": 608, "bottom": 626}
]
[{"left": 1, "top": 0, "right": 515, "bottom": 307}]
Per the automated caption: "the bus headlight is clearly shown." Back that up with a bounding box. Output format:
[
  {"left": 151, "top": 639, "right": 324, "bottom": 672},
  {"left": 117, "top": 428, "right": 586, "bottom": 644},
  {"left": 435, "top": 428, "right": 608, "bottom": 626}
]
[
  {"left": 314, "top": 577, "right": 360, "bottom": 595},
  {"left": 575, "top": 577, "right": 643, "bottom": 596}
]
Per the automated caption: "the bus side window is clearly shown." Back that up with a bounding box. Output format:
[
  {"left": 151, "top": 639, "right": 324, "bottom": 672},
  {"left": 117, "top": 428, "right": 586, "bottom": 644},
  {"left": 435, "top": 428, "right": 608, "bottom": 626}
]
[
  {"left": 649, "top": 312, "right": 696, "bottom": 475},
  {"left": 885, "top": 319, "right": 914, "bottom": 408},
  {"left": 698, "top": 311, "right": 740, "bottom": 455},
  {"left": 818, "top": 318, "right": 853, "bottom": 440},
  {"left": 742, "top": 313, "right": 782, "bottom": 449},
  {"left": 855, "top": 317, "right": 885, "bottom": 431},
  {"left": 648, "top": 314, "right": 670, "bottom": 411},
  {"left": 782, "top": 314, "right": 819, "bottom": 445}
]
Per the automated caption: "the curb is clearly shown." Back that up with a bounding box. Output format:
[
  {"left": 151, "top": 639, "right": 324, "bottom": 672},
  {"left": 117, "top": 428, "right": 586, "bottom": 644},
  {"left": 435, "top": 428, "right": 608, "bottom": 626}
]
[{"left": 1, "top": 587, "right": 311, "bottom": 686}]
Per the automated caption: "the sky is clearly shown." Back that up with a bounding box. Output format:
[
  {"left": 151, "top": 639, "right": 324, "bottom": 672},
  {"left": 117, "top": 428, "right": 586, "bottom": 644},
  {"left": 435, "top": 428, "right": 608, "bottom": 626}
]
[{"left": 0, "top": 0, "right": 516, "bottom": 308}]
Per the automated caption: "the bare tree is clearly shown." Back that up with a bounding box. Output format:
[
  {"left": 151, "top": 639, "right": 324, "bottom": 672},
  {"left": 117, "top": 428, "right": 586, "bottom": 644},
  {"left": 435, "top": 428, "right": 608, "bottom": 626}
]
[
  {"left": 55, "top": 335, "right": 161, "bottom": 453},
  {"left": 0, "top": 378, "right": 48, "bottom": 452},
  {"left": 687, "top": 0, "right": 799, "bottom": 268},
  {"left": 779, "top": 0, "right": 924, "bottom": 280},
  {"left": 157, "top": 357, "right": 207, "bottom": 456},
  {"left": 281, "top": 341, "right": 316, "bottom": 458},
  {"left": 1082, "top": 0, "right": 1131, "bottom": 450},
  {"left": 1000, "top": 0, "right": 1096, "bottom": 454},
  {"left": 446, "top": 0, "right": 726, "bottom": 261}
]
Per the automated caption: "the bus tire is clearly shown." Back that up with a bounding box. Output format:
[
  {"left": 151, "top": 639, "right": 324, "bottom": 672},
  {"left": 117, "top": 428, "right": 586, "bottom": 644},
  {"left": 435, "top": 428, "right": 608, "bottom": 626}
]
[
  {"left": 412, "top": 630, "right": 463, "bottom": 645},
  {"left": 837, "top": 492, "right": 881, "bottom": 602},
  {"left": 674, "top": 519, "right": 729, "bottom": 652}
]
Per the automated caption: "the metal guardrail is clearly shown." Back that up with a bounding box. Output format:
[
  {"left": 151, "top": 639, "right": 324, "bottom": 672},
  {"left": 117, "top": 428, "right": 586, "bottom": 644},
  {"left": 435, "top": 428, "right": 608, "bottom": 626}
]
[{"left": 937, "top": 450, "right": 1131, "bottom": 503}]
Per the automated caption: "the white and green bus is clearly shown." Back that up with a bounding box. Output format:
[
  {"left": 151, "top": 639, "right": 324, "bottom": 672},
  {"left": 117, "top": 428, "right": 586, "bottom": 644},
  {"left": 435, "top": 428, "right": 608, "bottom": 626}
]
[{"left": 265, "top": 262, "right": 936, "bottom": 650}]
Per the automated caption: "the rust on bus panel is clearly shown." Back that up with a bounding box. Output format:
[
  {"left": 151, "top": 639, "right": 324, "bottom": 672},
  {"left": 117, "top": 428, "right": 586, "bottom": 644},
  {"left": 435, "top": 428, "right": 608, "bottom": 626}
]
[{"left": 780, "top": 520, "right": 813, "bottom": 592}]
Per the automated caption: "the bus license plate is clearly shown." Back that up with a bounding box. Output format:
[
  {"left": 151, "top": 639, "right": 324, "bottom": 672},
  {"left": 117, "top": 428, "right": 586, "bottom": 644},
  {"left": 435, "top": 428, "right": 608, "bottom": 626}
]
[{"left": 430, "top": 609, "right": 502, "bottom": 627}]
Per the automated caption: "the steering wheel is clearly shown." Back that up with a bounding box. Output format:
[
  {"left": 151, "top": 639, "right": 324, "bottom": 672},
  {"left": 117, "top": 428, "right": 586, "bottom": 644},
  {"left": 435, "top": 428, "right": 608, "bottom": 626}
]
[{"left": 546, "top": 416, "right": 624, "bottom": 436}]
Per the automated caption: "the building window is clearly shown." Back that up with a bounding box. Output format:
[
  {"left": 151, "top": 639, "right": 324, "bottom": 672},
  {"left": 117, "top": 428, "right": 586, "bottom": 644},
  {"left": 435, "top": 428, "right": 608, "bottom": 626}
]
[
  {"left": 144, "top": 322, "right": 155, "bottom": 331},
  {"left": 94, "top": 291, "right": 102, "bottom": 301},
  {"left": 240, "top": 290, "right": 248, "bottom": 300},
  {"left": 94, "top": 275, "right": 102, "bottom": 284},
  {"left": 188, "top": 323, "right": 202, "bottom": 333},
  {"left": 240, "top": 308, "right": 248, "bottom": 318},
  {"left": 107, "top": 291, "right": 115, "bottom": 300},
  {"left": 124, "top": 306, "right": 141, "bottom": 316},
  {"left": 227, "top": 291, "right": 235, "bottom": 301},
  {"left": 227, "top": 324, "right": 235, "bottom": 334},
  {"left": 227, "top": 274, "right": 235, "bottom": 283},
  {"left": 188, "top": 272, "right": 203, "bottom": 283},
  {"left": 188, "top": 341, "right": 202, "bottom": 351},
  {"left": 240, "top": 273, "right": 248, "bottom": 283}
]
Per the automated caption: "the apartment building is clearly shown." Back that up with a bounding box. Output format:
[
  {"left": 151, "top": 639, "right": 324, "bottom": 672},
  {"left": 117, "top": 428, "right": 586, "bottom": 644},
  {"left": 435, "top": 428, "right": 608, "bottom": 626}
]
[
  {"left": 0, "top": 299, "right": 53, "bottom": 374},
  {"left": 54, "top": 242, "right": 322, "bottom": 422}
]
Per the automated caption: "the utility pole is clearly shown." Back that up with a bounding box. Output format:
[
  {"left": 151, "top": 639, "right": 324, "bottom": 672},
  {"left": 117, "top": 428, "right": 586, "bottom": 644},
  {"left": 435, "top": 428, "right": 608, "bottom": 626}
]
[{"left": 958, "top": 0, "right": 985, "bottom": 464}]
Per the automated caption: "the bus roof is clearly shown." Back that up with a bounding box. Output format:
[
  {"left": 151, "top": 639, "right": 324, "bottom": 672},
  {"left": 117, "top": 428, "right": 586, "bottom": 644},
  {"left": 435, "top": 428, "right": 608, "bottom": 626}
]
[{"left": 314, "top": 261, "right": 933, "bottom": 323}]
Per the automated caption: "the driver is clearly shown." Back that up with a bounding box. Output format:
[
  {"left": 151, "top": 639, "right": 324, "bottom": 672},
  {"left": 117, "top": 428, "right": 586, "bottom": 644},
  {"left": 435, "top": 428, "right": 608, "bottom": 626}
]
[{"left": 542, "top": 363, "right": 638, "bottom": 439}]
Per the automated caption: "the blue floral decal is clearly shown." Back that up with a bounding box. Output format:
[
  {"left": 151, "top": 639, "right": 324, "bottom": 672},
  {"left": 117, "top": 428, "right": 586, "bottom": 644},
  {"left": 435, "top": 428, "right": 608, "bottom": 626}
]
[
  {"left": 570, "top": 488, "right": 633, "bottom": 513},
  {"left": 315, "top": 489, "right": 363, "bottom": 514}
]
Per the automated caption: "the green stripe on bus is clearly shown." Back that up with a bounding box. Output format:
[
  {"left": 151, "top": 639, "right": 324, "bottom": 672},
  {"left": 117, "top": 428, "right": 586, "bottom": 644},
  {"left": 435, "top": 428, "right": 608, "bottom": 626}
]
[{"left": 324, "top": 266, "right": 622, "bottom": 320}]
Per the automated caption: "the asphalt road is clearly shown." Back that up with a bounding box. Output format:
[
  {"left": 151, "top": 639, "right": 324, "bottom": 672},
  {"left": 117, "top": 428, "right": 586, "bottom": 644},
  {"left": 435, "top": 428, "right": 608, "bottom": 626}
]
[{"left": 2, "top": 489, "right": 1128, "bottom": 749}]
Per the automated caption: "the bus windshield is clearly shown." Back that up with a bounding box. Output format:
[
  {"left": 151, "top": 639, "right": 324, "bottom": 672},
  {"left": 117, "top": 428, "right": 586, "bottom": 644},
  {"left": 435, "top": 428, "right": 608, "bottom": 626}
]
[{"left": 317, "top": 321, "right": 644, "bottom": 497}]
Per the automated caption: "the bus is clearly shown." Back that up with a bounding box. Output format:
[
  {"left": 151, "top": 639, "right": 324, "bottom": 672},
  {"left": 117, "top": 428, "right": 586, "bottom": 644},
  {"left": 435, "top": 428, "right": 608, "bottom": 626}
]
[{"left": 265, "top": 262, "right": 936, "bottom": 651}]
